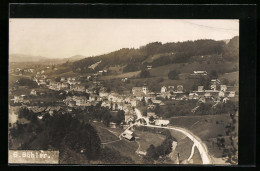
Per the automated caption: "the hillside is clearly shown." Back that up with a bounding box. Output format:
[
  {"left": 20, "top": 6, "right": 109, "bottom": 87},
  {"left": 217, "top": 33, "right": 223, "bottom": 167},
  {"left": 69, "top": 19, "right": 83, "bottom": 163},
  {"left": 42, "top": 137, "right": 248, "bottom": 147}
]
[
  {"left": 70, "top": 36, "right": 238, "bottom": 74},
  {"left": 26, "top": 36, "right": 239, "bottom": 91}
]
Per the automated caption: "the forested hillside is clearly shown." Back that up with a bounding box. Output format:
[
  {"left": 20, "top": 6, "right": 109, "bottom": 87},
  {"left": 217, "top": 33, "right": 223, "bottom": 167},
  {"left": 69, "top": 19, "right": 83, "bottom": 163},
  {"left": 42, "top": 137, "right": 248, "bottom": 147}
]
[{"left": 71, "top": 36, "right": 238, "bottom": 74}]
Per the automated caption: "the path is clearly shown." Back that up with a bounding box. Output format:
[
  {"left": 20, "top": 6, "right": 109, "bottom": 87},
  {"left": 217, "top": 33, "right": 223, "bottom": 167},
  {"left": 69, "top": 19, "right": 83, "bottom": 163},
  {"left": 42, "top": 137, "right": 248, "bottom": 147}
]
[
  {"left": 101, "top": 139, "right": 121, "bottom": 145},
  {"left": 187, "top": 143, "right": 196, "bottom": 161}
]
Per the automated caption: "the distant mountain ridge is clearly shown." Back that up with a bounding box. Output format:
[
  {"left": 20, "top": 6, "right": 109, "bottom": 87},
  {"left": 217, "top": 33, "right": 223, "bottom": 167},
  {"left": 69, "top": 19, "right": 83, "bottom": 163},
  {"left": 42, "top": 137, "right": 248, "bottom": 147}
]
[
  {"left": 9, "top": 54, "right": 87, "bottom": 64},
  {"left": 10, "top": 54, "right": 49, "bottom": 63}
]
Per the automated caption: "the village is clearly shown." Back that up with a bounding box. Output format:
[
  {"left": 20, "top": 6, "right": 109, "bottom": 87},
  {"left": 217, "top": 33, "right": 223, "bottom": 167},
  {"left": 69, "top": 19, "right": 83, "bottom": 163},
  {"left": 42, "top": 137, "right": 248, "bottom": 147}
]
[{"left": 9, "top": 66, "right": 238, "bottom": 142}]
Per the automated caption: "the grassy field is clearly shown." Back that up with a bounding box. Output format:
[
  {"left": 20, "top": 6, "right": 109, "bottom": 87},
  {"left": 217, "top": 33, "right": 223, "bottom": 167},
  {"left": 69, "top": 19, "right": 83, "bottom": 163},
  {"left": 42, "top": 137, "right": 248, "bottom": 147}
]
[
  {"left": 175, "top": 137, "right": 194, "bottom": 161},
  {"left": 149, "top": 62, "right": 238, "bottom": 77},
  {"left": 191, "top": 147, "right": 203, "bottom": 164},
  {"left": 134, "top": 129, "right": 166, "bottom": 152},
  {"left": 99, "top": 70, "right": 141, "bottom": 80},
  {"left": 105, "top": 139, "right": 140, "bottom": 163},
  {"left": 92, "top": 123, "right": 120, "bottom": 143},
  {"left": 219, "top": 71, "right": 239, "bottom": 82}
]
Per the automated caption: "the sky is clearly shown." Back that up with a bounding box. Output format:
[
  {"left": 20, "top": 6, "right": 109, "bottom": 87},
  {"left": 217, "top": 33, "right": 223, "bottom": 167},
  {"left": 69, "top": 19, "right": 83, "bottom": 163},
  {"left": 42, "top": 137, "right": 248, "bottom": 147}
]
[{"left": 9, "top": 19, "right": 239, "bottom": 59}]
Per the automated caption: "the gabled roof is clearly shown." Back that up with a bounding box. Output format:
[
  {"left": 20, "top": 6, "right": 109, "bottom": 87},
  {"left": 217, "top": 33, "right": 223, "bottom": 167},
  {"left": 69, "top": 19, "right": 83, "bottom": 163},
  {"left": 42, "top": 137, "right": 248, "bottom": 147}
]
[
  {"left": 123, "top": 134, "right": 134, "bottom": 140},
  {"left": 124, "top": 129, "right": 133, "bottom": 135}
]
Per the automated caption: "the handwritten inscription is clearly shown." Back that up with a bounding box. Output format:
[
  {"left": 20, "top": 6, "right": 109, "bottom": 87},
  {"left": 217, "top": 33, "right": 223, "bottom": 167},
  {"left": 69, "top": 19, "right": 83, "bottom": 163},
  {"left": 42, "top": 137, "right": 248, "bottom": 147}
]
[{"left": 9, "top": 150, "right": 59, "bottom": 164}]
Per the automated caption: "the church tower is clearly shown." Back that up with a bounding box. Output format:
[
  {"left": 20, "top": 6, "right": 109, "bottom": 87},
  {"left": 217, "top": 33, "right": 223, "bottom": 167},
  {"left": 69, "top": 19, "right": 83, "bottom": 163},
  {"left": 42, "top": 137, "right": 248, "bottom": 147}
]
[{"left": 142, "top": 83, "right": 148, "bottom": 95}]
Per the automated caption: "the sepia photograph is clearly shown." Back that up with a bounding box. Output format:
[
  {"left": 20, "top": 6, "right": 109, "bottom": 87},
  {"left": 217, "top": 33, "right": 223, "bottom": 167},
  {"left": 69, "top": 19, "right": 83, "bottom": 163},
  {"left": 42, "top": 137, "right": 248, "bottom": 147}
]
[{"left": 8, "top": 19, "right": 239, "bottom": 165}]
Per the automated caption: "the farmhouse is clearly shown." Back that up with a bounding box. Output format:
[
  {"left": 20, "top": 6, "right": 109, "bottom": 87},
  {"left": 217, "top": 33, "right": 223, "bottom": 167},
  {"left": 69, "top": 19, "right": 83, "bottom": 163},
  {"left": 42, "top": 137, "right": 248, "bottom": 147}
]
[
  {"left": 61, "top": 82, "right": 69, "bottom": 88},
  {"left": 147, "top": 65, "right": 152, "bottom": 70},
  {"left": 193, "top": 71, "right": 207, "bottom": 75},
  {"left": 155, "top": 119, "right": 169, "bottom": 126},
  {"left": 147, "top": 112, "right": 158, "bottom": 119},
  {"left": 12, "top": 96, "right": 24, "bottom": 103},
  {"left": 211, "top": 79, "right": 220, "bottom": 85},
  {"left": 122, "top": 129, "right": 135, "bottom": 141},
  {"left": 101, "top": 100, "right": 111, "bottom": 108},
  {"left": 228, "top": 91, "right": 236, "bottom": 97},
  {"left": 132, "top": 85, "right": 148, "bottom": 95},
  {"left": 99, "top": 91, "right": 109, "bottom": 98},
  {"left": 198, "top": 86, "right": 204, "bottom": 92},
  {"left": 189, "top": 93, "right": 199, "bottom": 100},
  {"left": 109, "top": 122, "right": 117, "bottom": 128},
  {"left": 30, "top": 89, "right": 37, "bottom": 95},
  {"left": 70, "top": 85, "right": 85, "bottom": 92},
  {"left": 60, "top": 77, "right": 65, "bottom": 81},
  {"left": 176, "top": 85, "right": 184, "bottom": 93},
  {"left": 89, "top": 94, "right": 100, "bottom": 102},
  {"left": 210, "top": 84, "right": 217, "bottom": 91},
  {"left": 161, "top": 86, "right": 167, "bottom": 93},
  {"left": 220, "top": 85, "right": 227, "bottom": 92},
  {"left": 223, "top": 97, "right": 229, "bottom": 103}
]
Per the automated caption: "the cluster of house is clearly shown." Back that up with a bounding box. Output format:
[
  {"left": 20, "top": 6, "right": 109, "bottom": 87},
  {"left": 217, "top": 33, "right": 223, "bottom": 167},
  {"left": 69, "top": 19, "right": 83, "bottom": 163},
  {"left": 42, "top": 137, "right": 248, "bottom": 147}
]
[
  {"left": 47, "top": 77, "right": 82, "bottom": 91},
  {"left": 10, "top": 68, "right": 35, "bottom": 74},
  {"left": 189, "top": 79, "right": 237, "bottom": 103},
  {"left": 98, "top": 70, "right": 108, "bottom": 76},
  {"left": 33, "top": 74, "right": 48, "bottom": 85},
  {"left": 63, "top": 95, "right": 99, "bottom": 107},
  {"left": 10, "top": 95, "right": 29, "bottom": 104},
  {"left": 36, "top": 70, "right": 45, "bottom": 75},
  {"left": 23, "top": 68, "right": 35, "bottom": 73}
]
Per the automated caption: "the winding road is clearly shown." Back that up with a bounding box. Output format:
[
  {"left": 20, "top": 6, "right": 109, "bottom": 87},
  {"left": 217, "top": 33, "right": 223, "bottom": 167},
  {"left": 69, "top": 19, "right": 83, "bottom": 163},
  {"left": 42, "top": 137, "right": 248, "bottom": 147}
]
[
  {"left": 144, "top": 124, "right": 212, "bottom": 164},
  {"left": 101, "top": 108, "right": 212, "bottom": 164},
  {"left": 134, "top": 108, "right": 212, "bottom": 164}
]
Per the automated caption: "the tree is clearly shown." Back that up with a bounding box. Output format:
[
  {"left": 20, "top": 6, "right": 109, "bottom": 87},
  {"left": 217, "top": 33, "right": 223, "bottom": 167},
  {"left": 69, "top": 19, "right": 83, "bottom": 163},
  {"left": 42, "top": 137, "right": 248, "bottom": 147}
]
[
  {"left": 54, "top": 77, "right": 61, "bottom": 82},
  {"left": 141, "top": 96, "right": 146, "bottom": 106},
  {"left": 154, "top": 104, "right": 161, "bottom": 116},
  {"left": 168, "top": 70, "right": 180, "bottom": 80},
  {"left": 113, "top": 110, "right": 125, "bottom": 125},
  {"left": 63, "top": 122, "right": 101, "bottom": 161},
  {"left": 210, "top": 70, "right": 218, "bottom": 79},
  {"left": 146, "top": 144, "right": 159, "bottom": 161},
  {"left": 149, "top": 116, "right": 154, "bottom": 122},
  {"left": 222, "top": 78, "right": 229, "bottom": 85},
  {"left": 140, "top": 69, "right": 150, "bottom": 78}
]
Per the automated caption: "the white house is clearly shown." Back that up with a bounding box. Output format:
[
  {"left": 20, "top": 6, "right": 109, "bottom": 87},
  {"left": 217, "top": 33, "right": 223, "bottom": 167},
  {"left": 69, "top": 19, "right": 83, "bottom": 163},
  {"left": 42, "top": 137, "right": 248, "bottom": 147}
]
[
  {"left": 220, "top": 85, "right": 227, "bottom": 92},
  {"left": 228, "top": 91, "right": 236, "bottom": 97},
  {"left": 177, "top": 85, "right": 183, "bottom": 93},
  {"left": 198, "top": 86, "right": 204, "bottom": 92},
  {"left": 223, "top": 97, "right": 229, "bottom": 103},
  {"left": 30, "top": 89, "right": 37, "bottom": 95},
  {"left": 189, "top": 93, "right": 199, "bottom": 100},
  {"left": 161, "top": 86, "right": 167, "bottom": 93},
  {"left": 122, "top": 129, "right": 135, "bottom": 141},
  {"left": 155, "top": 120, "right": 169, "bottom": 126},
  {"left": 218, "top": 91, "right": 225, "bottom": 97},
  {"left": 193, "top": 71, "right": 207, "bottom": 75}
]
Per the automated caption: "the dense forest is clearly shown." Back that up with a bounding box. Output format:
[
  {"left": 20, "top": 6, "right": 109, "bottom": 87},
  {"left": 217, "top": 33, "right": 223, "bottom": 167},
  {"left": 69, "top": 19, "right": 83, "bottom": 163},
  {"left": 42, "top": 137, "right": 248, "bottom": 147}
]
[{"left": 71, "top": 36, "right": 238, "bottom": 74}]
